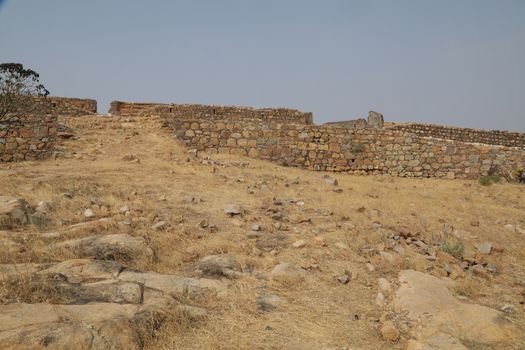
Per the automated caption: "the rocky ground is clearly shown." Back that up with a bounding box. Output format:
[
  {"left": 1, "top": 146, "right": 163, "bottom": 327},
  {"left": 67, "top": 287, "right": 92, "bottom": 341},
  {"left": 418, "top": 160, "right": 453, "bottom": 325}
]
[{"left": 0, "top": 115, "right": 524, "bottom": 350}]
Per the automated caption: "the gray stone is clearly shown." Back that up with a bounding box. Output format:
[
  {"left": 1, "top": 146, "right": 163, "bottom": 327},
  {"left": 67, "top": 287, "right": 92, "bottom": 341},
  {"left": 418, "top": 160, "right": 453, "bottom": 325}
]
[
  {"left": 196, "top": 255, "right": 240, "bottom": 278},
  {"left": 224, "top": 204, "right": 244, "bottom": 216},
  {"left": 367, "top": 111, "right": 384, "bottom": 128}
]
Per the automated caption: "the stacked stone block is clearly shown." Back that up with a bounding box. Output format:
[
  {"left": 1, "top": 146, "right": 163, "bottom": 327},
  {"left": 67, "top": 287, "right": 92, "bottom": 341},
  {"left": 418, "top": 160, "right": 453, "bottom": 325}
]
[
  {"left": 109, "top": 101, "right": 313, "bottom": 124},
  {"left": 388, "top": 123, "right": 524, "bottom": 149},
  {"left": 0, "top": 114, "right": 57, "bottom": 162},
  {"left": 165, "top": 118, "right": 525, "bottom": 180}
]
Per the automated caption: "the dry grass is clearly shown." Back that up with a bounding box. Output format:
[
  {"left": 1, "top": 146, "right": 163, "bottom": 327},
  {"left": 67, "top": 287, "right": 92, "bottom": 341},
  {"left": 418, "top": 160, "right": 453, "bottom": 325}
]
[{"left": 0, "top": 115, "right": 524, "bottom": 349}]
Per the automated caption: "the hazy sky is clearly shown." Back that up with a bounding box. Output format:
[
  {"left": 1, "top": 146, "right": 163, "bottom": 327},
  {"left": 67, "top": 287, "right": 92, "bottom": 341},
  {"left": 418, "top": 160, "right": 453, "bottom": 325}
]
[{"left": 1, "top": 0, "right": 524, "bottom": 130}]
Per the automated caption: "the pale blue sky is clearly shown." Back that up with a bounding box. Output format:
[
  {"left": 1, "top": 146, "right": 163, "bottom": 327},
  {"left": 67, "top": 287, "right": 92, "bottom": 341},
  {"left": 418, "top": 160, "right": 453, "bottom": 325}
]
[{"left": 0, "top": 0, "right": 524, "bottom": 130}]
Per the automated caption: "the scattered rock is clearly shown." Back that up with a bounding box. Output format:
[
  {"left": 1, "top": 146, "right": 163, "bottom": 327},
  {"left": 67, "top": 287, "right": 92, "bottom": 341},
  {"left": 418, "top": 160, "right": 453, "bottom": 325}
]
[
  {"left": 196, "top": 255, "right": 240, "bottom": 278},
  {"left": 336, "top": 274, "right": 350, "bottom": 284},
  {"left": 151, "top": 220, "right": 168, "bottom": 230},
  {"left": 0, "top": 196, "right": 33, "bottom": 228},
  {"left": 314, "top": 236, "right": 326, "bottom": 246},
  {"left": 475, "top": 242, "right": 492, "bottom": 255},
  {"left": 271, "top": 262, "right": 305, "bottom": 283},
  {"left": 377, "top": 278, "right": 392, "bottom": 294},
  {"left": 375, "top": 292, "right": 385, "bottom": 306},
  {"left": 256, "top": 293, "right": 283, "bottom": 312},
  {"left": 380, "top": 320, "right": 399, "bottom": 342},
  {"left": 83, "top": 208, "right": 95, "bottom": 219},
  {"left": 251, "top": 224, "right": 261, "bottom": 231},
  {"left": 224, "top": 204, "right": 244, "bottom": 216},
  {"left": 292, "top": 240, "right": 306, "bottom": 248}
]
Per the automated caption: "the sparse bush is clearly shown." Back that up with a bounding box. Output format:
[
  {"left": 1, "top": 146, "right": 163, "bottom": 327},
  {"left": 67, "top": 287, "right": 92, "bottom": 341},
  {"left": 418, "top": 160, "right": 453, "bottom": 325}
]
[
  {"left": 439, "top": 240, "right": 464, "bottom": 260},
  {"left": 352, "top": 143, "right": 364, "bottom": 153},
  {"left": 478, "top": 175, "right": 501, "bottom": 186},
  {"left": 511, "top": 168, "right": 525, "bottom": 184}
]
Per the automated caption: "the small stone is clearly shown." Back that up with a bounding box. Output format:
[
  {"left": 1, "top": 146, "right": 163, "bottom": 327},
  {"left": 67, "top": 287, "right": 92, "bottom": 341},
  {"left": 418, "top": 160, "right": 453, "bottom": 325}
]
[
  {"left": 62, "top": 192, "right": 73, "bottom": 199},
  {"left": 492, "top": 242, "right": 504, "bottom": 253},
  {"left": 475, "top": 242, "right": 492, "bottom": 255},
  {"left": 323, "top": 176, "right": 338, "bottom": 186},
  {"left": 151, "top": 221, "right": 167, "bottom": 230},
  {"left": 500, "top": 304, "right": 516, "bottom": 314},
  {"left": 380, "top": 320, "right": 399, "bottom": 342},
  {"left": 335, "top": 242, "right": 349, "bottom": 249},
  {"left": 398, "top": 226, "right": 412, "bottom": 238},
  {"left": 313, "top": 236, "right": 326, "bottom": 246},
  {"left": 486, "top": 263, "right": 498, "bottom": 274},
  {"left": 247, "top": 231, "right": 263, "bottom": 238},
  {"left": 336, "top": 274, "right": 350, "bottom": 284},
  {"left": 83, "top": 208, "right": 95, "bottom": 218},
  {"left": 377, "top": 278, "right": 392, "bottom": 294},
  {"left": 292, "top": 240, "right": 306, "bottom": 248},
  {"left": 332, "top": 188, "right": 343, "bottom": 193},
  {"left": 119, "top": 205, "right": 129, "bottom": 214},
  {"left": 414, "top": 240, "right": 428, "bottom": 250},
  {"left": 251, "top": 224, "right": 261, "bottom": 231},
  {"left": 366, "top": 263, "right": 375, "bottom": 272},
  {"left": 375, "top": 292, "right": 385, "bottom": 306},
  {"left": 225, "top": 204, "right": 244, "bottom": 216},
  {"left": 471, "top": 264, "right": 488, "bottom": 276},
  {"left": 197, "top": 219, "right": 208, "bottom": 228}
]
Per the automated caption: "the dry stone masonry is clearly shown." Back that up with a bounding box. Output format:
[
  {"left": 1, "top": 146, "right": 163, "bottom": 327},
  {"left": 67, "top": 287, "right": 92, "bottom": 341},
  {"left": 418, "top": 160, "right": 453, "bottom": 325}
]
[
  {"left": 0, "top": 114, "right": 57, "bottom": 162},
  {"left": 165, "top": 118, "right": 525, "bottom": 179},
  {"left": 109, "top": 101, "right": 314, "bottom": 124},
  {"left": 387, "top": 122, "right": 525, "bottom": 149}
]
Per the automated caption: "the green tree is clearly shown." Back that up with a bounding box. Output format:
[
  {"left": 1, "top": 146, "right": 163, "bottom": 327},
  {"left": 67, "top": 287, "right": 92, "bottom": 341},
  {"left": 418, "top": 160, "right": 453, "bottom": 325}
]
[{"left": 0, "top": 63, "right": 49, "bottom": 123}]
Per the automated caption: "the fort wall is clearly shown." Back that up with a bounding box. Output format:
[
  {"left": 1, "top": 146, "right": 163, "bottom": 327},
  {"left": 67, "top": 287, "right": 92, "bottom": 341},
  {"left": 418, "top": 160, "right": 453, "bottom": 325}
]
[
  {"left": 164, "top": 118, "right": 525, "bottom": 180},
  {"left": 387, "top": 122, "right": 525, "bottom": 149},
  {"left": 109, "top": 101, "right": 314, "bottom": 124},
  {"left": 0, "top": 114, "right": 57, "bottom": 162}
]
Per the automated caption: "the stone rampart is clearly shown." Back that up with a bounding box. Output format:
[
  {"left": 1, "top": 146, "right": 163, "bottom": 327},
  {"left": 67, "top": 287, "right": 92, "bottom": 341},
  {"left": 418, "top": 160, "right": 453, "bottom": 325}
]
[
  {"left": 109, "top": 101, "right": 313, "bottom": 124},
  {"left": 164, "top": 118, "right": 525, "bottom": 179},
  {"left": 387, "top": 122, "right": 525, "bottom": 149},
  {"left": 48, "top": 97, "right": 97, "bottom": 116},
  {"left": 0, "top": 114, "right": 57, "bottom": 162}
]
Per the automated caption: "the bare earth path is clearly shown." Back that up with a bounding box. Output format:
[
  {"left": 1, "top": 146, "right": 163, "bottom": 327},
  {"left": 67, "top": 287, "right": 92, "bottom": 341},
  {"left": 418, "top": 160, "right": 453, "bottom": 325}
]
[{"left": 0, "top": 115, "right": 524, "bottom": 349}]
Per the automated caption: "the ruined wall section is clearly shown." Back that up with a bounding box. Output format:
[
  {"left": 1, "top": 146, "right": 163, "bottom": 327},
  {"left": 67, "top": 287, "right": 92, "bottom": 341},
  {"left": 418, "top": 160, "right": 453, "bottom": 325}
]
[
  {"left": 48, "top": 97, "right": 97, "bottom": 116},
  {"left": 109, "top": 101, "right": 313, "bottom": 124},
  {"left": 387, "top": 123, "right": 525, "bottom": 149},
  {"left": 0, "top": 114, "right": 57, "bottom": 162},
  {"left": 165, "top": 118, "right": 525, "bottom": 180}
]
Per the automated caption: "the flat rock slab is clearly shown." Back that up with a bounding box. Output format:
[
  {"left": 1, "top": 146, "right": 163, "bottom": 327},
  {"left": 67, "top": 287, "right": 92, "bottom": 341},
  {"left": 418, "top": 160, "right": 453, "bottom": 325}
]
[
  {"left": 52, "top": 234, "right": 153, "bottom": 261},
  {"left": 394, "top": 270, "right": 521, "bottom": 349},
  {"left": 38, "top": 258, "right": 125, "bottom": 283},
  {"left": 118, "top": 270, "right": 227, "bottom": 298}
]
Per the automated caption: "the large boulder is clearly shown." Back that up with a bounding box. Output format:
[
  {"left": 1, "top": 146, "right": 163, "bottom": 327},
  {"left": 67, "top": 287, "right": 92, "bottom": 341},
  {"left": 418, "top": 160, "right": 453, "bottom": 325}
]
[
  {"left": 0, "top": 196, "right": 48, "bottom": 229},
  {"left": 0, "top": 196, "right": 32, "bottom": 228},
  {"left": 393, "top": 270, "right": 521, "bottom": 348}
]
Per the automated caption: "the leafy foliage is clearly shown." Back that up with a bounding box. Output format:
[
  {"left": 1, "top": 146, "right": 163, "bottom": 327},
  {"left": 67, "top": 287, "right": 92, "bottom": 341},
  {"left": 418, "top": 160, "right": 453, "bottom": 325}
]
[{"left": 0, "top": 63, "right": 49, "bottom": 122}]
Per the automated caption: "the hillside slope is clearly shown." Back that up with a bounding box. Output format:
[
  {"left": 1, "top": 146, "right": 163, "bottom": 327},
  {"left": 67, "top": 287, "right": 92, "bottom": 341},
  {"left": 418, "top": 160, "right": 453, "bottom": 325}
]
[{"left": 0, "top": 115, "right": 524, "bottom": 349}]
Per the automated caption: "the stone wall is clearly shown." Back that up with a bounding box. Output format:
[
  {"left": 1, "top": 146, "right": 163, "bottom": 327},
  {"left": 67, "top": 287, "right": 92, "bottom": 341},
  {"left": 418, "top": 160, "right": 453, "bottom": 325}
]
[
  {"left": 387, "top": 123, "right": 525, "bottom": 149},
  {"left": 108, "top": 101, "right": 162, "bottom": 117},
  {"left": 0, "top": 114, "right": 57, "bottom": 162},
  {"left": 48, "top": 97, "right": 97, "bottom": 116},
  {"left": 164, "top": 118, "right": 525, "bottom": 180},
  {"left": 6, "top": 96, "right": 97, "bottom": 117},
  {"left": 109, "top": 101, "right": 313, "bottom": 124}
]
